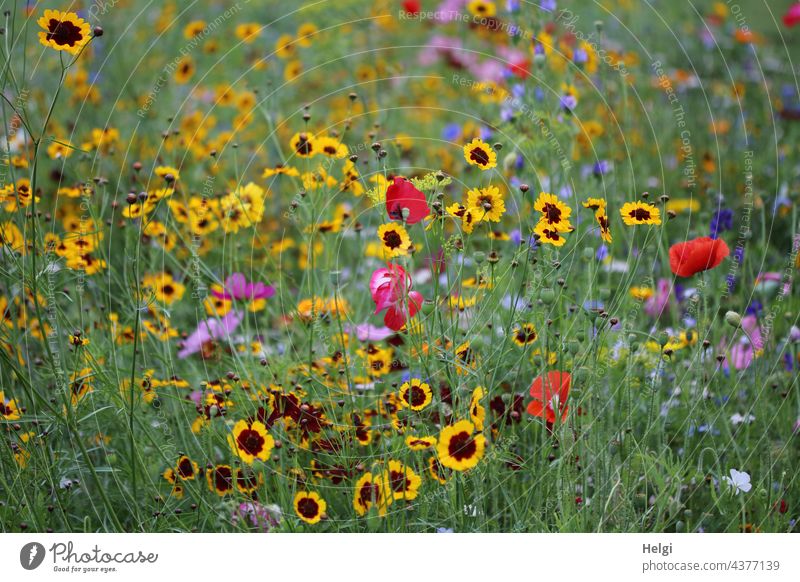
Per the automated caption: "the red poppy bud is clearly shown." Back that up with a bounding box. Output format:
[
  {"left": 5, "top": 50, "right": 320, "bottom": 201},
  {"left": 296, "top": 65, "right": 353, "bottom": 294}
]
[{"left": 668, "top": 236, "right": 730, "bottom": 277}]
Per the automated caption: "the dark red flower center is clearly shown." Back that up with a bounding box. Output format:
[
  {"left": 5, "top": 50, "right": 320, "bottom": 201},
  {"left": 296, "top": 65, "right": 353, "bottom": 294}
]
[
  {"left": 543, "top": 229, "right": 560, "bottom": 242},
  {"left": 516, "top": 327, "right": 536, "bottom": 343},
  {"left": 177, "top": 457, "right": 194, "bottom": 478},
  {"left": 448, "top": 431, "right": 477, "bottom": 461},
  {"left": 295, "top": 134, "right": 313, "bottom": 155},
  {"left": 46, "top": 19, "right": 84, "bottom": 47},
  {"left": 405, "top": 385, "right": 428, "bottom": 407},
  {"left": 236, "top": 469, "right": 258, "bottom": 491},
  {"left": 358, "top": 482, "right": 380, "bottom": 506},
  {"left": 297, "top": 497, "right": 320, "bottom": 518},
  {"left": 383, "top": 230, "right": 403, "bottom": 249},
  {"left": 629, "top": 207, "right": 651, "bottom": 221},
  {"left": 237, "top": 428, "right": 265, "bottom": 456},
  {"left": 389, "top": 470, "right": 411, "bottom": 493},
  {"left": 542, "top": 202, "right": 562, "bottom": 223},
  {"left": 469, "top": 146, "right": 490, "bottom": 166},
  {"left": 214, "top": 467, "right": 233, "bottom": 491}
]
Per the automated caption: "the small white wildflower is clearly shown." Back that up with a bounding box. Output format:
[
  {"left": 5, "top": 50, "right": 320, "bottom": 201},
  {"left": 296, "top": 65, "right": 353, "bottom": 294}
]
[{"left": 723, "top": 469, "right": 752, "bottom": 495}]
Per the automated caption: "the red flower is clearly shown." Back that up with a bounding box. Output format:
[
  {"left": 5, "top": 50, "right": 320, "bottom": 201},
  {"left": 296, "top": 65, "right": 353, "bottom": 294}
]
[
  {"left": 402, "top": 0, "right": 421, "bottom": 15},
  {"left": 386, "top": 177, "right": 430, "bottom": 225},
  {"left": 527, "top": 371, "right": 571, "bottom": 423},
  {"left": 668, "top": 236, "right": 729, "bottom": 278},
  {"left": 370, "top": 263, "right": 424, "bottom": 331},
  {"left": 784, "top": 3, "right": 800, "bottom": 27},
  {"left": 509, "top": 59, "right": 531, "bottom": 79}
]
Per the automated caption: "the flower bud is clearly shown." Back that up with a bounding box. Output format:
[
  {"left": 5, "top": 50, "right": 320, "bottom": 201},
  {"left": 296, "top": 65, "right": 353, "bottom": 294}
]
[{"left": 725, "top": 310, "right": 742, "bottom": 328}]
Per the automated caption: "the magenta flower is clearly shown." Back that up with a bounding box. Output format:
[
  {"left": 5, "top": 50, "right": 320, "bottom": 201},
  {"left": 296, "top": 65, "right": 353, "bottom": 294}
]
[
  {"left": 644, "top": 278, "right": 672, "bottom": 318},
  {"left": 212, "top": 272, "right": 275, "bottom": 301},
  {"left": 177, "top": 310, "right": 244, "bottom": 359},
  {"left": 718, "top": 315, "right": 763, "bottom": 370},
  {"left": 345, "top": 323, "right": 395, "bottom": 342},
  {"left": 232, "top": 501, "right": 281, "bottom": 531},
  {"left": 784, "top": 3, "right": 800, "bottom": 27},
  {"left": 370, "top": 263, "right": 424, "bottom": 331}
]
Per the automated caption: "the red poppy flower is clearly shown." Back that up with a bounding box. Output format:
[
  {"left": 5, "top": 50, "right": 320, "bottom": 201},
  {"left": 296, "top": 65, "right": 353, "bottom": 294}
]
[
  {"left": 668, "top": 236, "right": 730, "bottom": 278},
  {"left": 402, "top": 0, "right": 421, "bottom": 15},
  {"left": 386, "top": 177, "right": 430, "bottom": 225},
  {"left": 527, "top": 371, "right": 571, "bottom": 423},
  {"left": 784, "top": 3, "right": 800, "bottom": 27},
  {"left": 510, "top": 59, "right": 531, "bottom": 79}
]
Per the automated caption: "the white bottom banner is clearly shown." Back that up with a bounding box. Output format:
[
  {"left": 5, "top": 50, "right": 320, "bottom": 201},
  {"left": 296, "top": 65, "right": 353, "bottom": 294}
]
[{"left": 1, "top": 533, "right": 797, "bottom": 581}]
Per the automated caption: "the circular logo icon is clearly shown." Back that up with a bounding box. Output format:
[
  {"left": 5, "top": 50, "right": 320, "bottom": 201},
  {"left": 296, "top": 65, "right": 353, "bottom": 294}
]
[{"left": 20, "top": 542, "right": 46, "bottom": 570}]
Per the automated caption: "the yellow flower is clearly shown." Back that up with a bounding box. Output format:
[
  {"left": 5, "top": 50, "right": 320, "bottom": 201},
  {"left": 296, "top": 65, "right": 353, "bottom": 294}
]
[
  {"left": 466, "top": 185, "right": 505, "bottom": 222},
  {"left": 466, "top": 0, "right": 497, "bottom": 18},
  {"left": 296, "top": 23, "right": 319, "bottom": 47},
  {"left": 167, "top": 455, "right": 199, "bottom": 481},
  {"left": 377, "top": 223, "right": 412, "bottom": 258},
  {"left": 620, "top": 201, "right": 661, "bottom": 225},
  {"left": 0, "top": 391, "right": 21, "bottom": 420},
  {"left": 595, "top": 211, "right": 612, "bottom": 243},
  {"left": 469, "top": 387, "right": 486, "bottom": 431},
  {"left": 379, "top": 460, "right": 422, "bottom": 501},
  {"left": 275, "top": 34, "right": 296, "bottom": 59},
  {"left": 294, "top": 491, "right": 326, "bottom": 524},
  {"left": 353, "top": 472, "right": 392, "bottom": 516},
  {"left": 47, "top": 139, "right": 74, "bottom": 159},
  {"left": 666, "top": 198, "right": 700, "bottom": 214},
  {"left": 206, "top": 465, "right": 234, "bottom": 496},
  {"left": 290, "top": 132, "right": 317, "bottom": 158},
  {"left": 263, "top": 164, "right": 300, "bottom": 178},
  {"left": 437, "top": 420, "right": 485, "bottom": 471},
  {"left": 183, "top": 20, "right": 206, "bottom": 39},
  {"left": 534, "top": 220, "right": 569, "bottom": 247},
  {"left": 398, "top": 378, "right": 433, "bottom": 411},
  {"left": 405, "top": 435, "right": 437, "bottom": 450},
  {"left": 462, "top": 138, "right": 497, "bottom": 170},
  {"left": 235, "top": 23, "right": 261, "bottom": 43},
  {"left": 629, "top": 286, "right": 654, "bottom": 301},
  {"left": 175, "top": 56, "right": 195, "bottom": 83},
  {"left": 284, "top": 59, "right": 303, "bottom": 82},
  {"left": 229, "top": 419, "right": 275, "bottom": 464},
  {"left": 316, "top": 136, "right": 348, "bottom": 158},
  {"left": 512, "top": 323, "right": 538, "bottom": 346},
  {"left": 428, "top": 456, "right": 449, "bottom": 484},
  {"left": 0, "top": 222, "right": 26, "bottom": 254},
  {"left": 534, "top": 192, "right": 572, "bottom": 229},
  {"left": 582, "top": 197, "right": 606, "bottom": 212},
  {"left": 37, "top": 10, "right": 91, "bottom": 55},
  {"left": 142, "top": 273, "right": 185, "bottom": 305}
]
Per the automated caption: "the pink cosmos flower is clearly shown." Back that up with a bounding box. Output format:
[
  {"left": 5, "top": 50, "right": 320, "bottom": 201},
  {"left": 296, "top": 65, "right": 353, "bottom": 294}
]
[
  {"left": 178, "top": 310, "right": 244, "bottom": 359},
  {"left": 212, "top": 272, "right": 275, "bottom": 301},
  {"left": 370, "top": 263, "right": 424, "bottom": 331}
]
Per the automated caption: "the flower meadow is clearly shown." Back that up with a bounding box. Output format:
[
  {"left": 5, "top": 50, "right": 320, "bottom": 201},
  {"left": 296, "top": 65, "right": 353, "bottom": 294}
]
[{"left": 0, "top": 0, "right": 799, "bottom": 534}]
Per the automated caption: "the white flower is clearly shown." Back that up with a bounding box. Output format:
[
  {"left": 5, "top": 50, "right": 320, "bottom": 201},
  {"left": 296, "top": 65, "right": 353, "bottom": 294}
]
[
  {"left": 730, "top": 413, "right": 755, "bottom": 426},
  {"left": 723, "top": 469, "right": 752, "bottom": 495}
]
